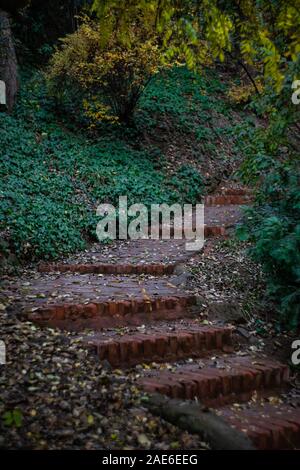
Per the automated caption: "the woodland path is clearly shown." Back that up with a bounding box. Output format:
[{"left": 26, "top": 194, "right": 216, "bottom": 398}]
[{"left": 4, "top": 187, "right": 300, "bottom": 450}]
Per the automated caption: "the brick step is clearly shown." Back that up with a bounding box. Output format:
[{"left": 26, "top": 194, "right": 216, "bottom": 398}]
[
  {"left": 158, "top": 225, "right": 226, "bottom": 237},
  {"left": 139, "top": 356, "right": 289, "bottom": 407},
  {"left": 217, "top": 402, "right": 300, "bottom": 449},
  {"left": 37, "top": 229, "right": 227, "bottom": 276},
  {"left": 38, "top": 262, "right": 177, "bottom": 275},
  {"left": 83, "top": 326, "right": 233, "bottom": 367},
  {"left": 11, "top": 277, "right": 200, "bottom": 332},
  {"left": 205, "top": 194, "right": 252, "bottom": 206},
  {"left": 162, "top": 225, "right": 227, "bottom": 238},
  {"left": 38, "top": 225, "right": 226, "bottom": 276},
  {"left": 24, "top": 295, "right": 197, "bottom": 330},
  {"left": 4, "top": 273, "right": 199, "bottom": 330},
  {"left": 221, "top": 188, "right": 252, "bottom": 196},
  {"left": 204, "top": 225, "right": 226, "bottom": 237}
]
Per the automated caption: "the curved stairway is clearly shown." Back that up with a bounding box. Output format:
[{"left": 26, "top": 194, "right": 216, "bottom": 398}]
[{"left": 5, "top": 186, "right": 300, "bottom": 449}]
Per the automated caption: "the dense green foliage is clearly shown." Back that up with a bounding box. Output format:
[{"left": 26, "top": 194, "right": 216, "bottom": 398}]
[
  {"left": 237, "top": 163, "right": 300, "bottom": 329},
  {"left": 0, "top": 68, "right": 211, "bottom": 261},
  {"left": 138, "top": 66, "right": 229, "bottom": 129},
  {"left": 236, "top": 67, "right": 300, "bottom": 328}
]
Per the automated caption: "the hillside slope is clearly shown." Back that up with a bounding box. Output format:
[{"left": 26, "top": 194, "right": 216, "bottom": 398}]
[{"left": 0, "top": 66, "right": 253, "bottom": 264}]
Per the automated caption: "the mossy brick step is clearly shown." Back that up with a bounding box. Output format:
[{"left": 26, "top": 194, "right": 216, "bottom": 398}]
[
  {"left": 191, "top": 206, "right": 242, "bottom": 235},
  {"left": 205, "top": 205, "right": 243, "bottom": 227},
  {"left": 39, "top": 239, "right": 192, "bottom": 275},
  {"left": 205, "top": 186, "right": 253, "bottom": 206},
  {"left": 217, "top": 402, "right": 300, "bottom": 449},
  {"left": 220, "top": 188, "right": 252, "bottom": 196},
  {"left": 39, "top": 262, "right": 177, "bottom": 276},
  {"left": 6, "top": 274, "right": 197, "bottom": 330},
  {"left": 139, "top": 356, "right": 290, "bottom": 407},
  {"left": 205, "top": 194, "right": 252, "bottom": 206},
  {"left": 39, "top": 229, "right": 226, "bottom": 275},
  {"left": 82, "top": 325, "right": 233, "bottom": 367},
  {"left": 38, "top": 233, "right": 224, "bottom": 276},
  {"left": 38, "top": 211, "right": 238, "bottom": 276}
]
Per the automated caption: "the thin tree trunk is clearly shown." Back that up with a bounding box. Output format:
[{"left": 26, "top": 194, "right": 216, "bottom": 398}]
[
  {"left": 228, "top": 50, "right": 260, "bottom": 95},
  {"left": 0, "top": 8, "right": 18, "bottom": 112}
]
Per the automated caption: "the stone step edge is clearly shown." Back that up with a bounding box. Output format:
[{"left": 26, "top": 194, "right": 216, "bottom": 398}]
[
  {"left": 25, "top": 295, "right": 197, "bottom": 322},
  {"left": 38, "top": 262, "right": 177, "bottom": 275},
  {"left": 220, "top": 188, "right": 253, "bottom": 196},
  {"left": 205, "top": 194, "right": 252, "bottom": 206},
  {"left": 139, "top": 361, "right": 290, "bottom": 407},
  {"left": 217, "top": 403, "right": 300, "bottom": 450},
  {"left": 83, "top": 326, "right": 234, "bottom": 367},
  {"left": 37, "top": 227, "right": 227, "bottom": 274}
]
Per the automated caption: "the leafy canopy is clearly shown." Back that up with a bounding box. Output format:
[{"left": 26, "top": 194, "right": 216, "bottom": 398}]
[{"left": 92, "top": 0, "right": 300, "bottom": 92}]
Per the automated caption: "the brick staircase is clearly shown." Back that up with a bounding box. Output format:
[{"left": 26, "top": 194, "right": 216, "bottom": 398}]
[{"left": 7, "top": 186, "right": 300, "bottom": 449}]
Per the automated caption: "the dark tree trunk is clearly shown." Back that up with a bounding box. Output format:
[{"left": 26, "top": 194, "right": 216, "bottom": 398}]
[
  {"left": 144, "top": 394, "right": 255, "bottom": 450},
  {"left": 0, "top": 8, "right": 18, "bottom": 112}
]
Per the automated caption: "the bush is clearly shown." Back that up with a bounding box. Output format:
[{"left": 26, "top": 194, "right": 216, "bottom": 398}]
[
  {"left": 227, "top": 80, "right": 263, "bottom": 105},
  {"left": 47, "top": 17, "right": 164, "bottom": 125},
  {"left": 235, "top": 54, "right": 300, "bottom": 328},
  {"left": 237, "top": 164, "right": 300, "bottom": 329}
]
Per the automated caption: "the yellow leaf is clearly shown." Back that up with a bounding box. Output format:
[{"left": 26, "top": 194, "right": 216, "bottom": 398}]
[{"left": 87, "top": 414, "right": 94, "bottom": 425}]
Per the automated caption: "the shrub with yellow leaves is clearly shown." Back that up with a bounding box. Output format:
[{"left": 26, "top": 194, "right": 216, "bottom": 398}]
[
  {"left": 227, "top": 80, "right": 264, "bottom": 105},
  {"left": 47, "top": 17, "right": 165, "bottom": 125}
]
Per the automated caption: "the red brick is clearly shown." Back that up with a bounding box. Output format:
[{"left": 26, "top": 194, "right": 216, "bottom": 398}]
[
  {"left": 140, "top": 335, "right": 156, "bottom": 360},
  {"left": 96, "top": 341, "right": 110, "bottom": 360},
  {"left": 107, "top": 341, "right": 120, "bottom": 366},
  {"left": 115, "top": 301, "right": 125, "bottom": 316},
  {"left": 73, "top": 304, "right": 84, "bottom": 318},
  {"left": 127, "top": 337, "right": 143, "bottom": 361},
  {"left": 205, "top": 225, "right": 226, "bottom": 237},
  {"left": 84, "top": 303, "right": 98, "bottom": 317},
  {"left": 52, "top": 305, "right": 65, "bottom": 320},
  {"left": 107, "top": 302, "right": 117, "bottom": 316}
]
